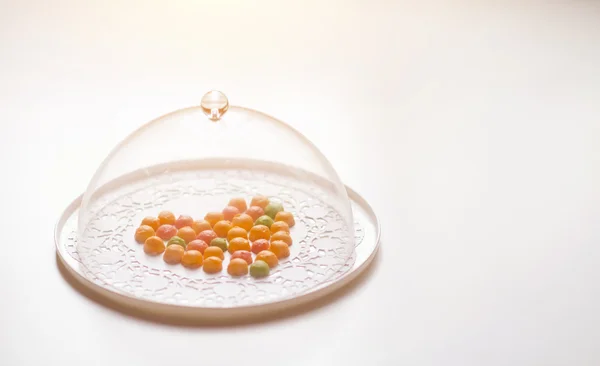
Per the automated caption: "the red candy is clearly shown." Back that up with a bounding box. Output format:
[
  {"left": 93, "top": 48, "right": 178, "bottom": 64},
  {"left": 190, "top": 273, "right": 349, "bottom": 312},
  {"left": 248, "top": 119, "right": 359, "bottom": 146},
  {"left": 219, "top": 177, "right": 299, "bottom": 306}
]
[
  {"left": 222, "top": 206, "right": 240, "bottom": 221},
  {"left": 251, "top": 239, "right": 270, "bottom": 254},
  {"left": 186, "top": 239, "right": 209, "bottom": 254},
  {"left": 196, "top": 230, "right": 218, "bottom": 245},
  {"left": 231, "top": 250, "right": 253, "bottom": 265},
  {"left": 175, "top": 215, "right": 194, "bottom": 229},
  {"left": 156, "top": 224, "right": 177, "bottom": 240}
]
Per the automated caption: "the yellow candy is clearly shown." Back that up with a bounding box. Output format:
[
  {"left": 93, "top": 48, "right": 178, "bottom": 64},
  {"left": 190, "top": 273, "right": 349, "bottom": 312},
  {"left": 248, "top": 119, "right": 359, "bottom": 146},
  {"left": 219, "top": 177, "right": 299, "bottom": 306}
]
[
  {"left": 163, "top": 245, "right": 184, "bottom": 264},
  {"left": 143, "top": 236, "right": 166, "bottom": 255},
  {"left": 232, "top": 213, "right": 254, "bottom": 232},
  {"left": 256, "top": 250, "right": 279, "bottom": 268},
  {"left": 204, "top": 212, "right": 225, "bottom": 227},
  {"left": 158, "top": 211, "right": 176, "bottom": 226},
  {"left": 181, "top": 250, "right": 204, "bottom": 269},
  {"left": 270, "top": 221, "right": 290, "bottom": 234},
  {"left": 203, "top": 257, "right": 223, "bottom": 274},
  {"left": 203, "top": 246, "right": 225, "bottom": 260},
  {"left": 228, "top": 237, "right": 251, "bottom": 254},
  {"left": 269, "top": 240, "right": 290, "bottom": 259},
  {"left": 227, "top": 227, "right": 248, "bottom": 242},
  {"left": 213, "top": 220, "right": 232, "bottom": 238},
  {"left": 271, "top": 231, "right": 293, "bottom": 246},
  {"left": 227, "top": 258, "right": 249, "bottom": 276},
  {"left": 177, "top": 226, "right": 197, "bottom": 243},
  {"left": 135, "top": 225, "right": 155, "bottom": 243},
  {"left": 249, "top": 225, "right": 271, "bottom": 242}
]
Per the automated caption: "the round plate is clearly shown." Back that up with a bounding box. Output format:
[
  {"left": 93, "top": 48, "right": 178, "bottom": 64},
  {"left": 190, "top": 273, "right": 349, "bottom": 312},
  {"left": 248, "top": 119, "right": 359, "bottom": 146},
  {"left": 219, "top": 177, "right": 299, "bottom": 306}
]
[{"left": 55, "top": 160, "right": 380, "bottom": 319}]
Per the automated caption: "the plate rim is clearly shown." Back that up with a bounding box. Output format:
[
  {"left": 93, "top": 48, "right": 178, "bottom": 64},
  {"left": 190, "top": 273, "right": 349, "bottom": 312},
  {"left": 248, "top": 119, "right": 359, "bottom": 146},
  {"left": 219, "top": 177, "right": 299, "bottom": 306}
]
[{"left": 54, "top": 184, "right": 380, "bottom": 319}]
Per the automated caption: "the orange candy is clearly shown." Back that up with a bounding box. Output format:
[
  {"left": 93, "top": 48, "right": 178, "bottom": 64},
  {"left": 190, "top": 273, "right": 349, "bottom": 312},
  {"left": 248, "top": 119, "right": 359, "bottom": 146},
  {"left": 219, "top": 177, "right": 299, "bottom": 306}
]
[
  {"left": 177, "top": 226, "right": 197, "bottom": 243},
  {"left": 256, "top": 250, "right": 279, "bottom": 268},
  {"left": 204, "top": 212, "right": 225, "bottom": 227},
  {"left": 141, "top": 216, "right": 160, "bottom": 231},
  {"left": 271, "top": 231, "right": 293, "bottom": 246},
  {"left": 181, "top": 250, "right": 204, "bottom": 269},
  {"left": 156, "top": 224, "right": 177, "bottom": 240},
  {"left": 269, "top": 240, "right": 290, "bottom": 259},
  {"left": 175, "top": 215, "right": 194, "bottom": 229},
  {"left": 228, "top": 237, "right": 251, "bottom": 254},
  {"left": 270, "top": 221, "right": 290, "bottom": 234},
  {"left": 163, "top": 244, "right": 185, "bottom": 264},
  {"left": 196, "top": 230, "right": 218, "bottom": 245},
  {"left": 231, "top": 250, "right": 253, "bottom": 265},
  {"left": 222, "top": 206, "right": 240, "bottom": 221},
  {"left": 227, "top": 258, "right": 249, "bottom": 276},
  {"left": 186, "top": 239, "right": 208, "bottom": 254},
  {"left": 227, "top": 227, "right": 248, "bottom": 242},
  {"left": 232, "top": 213, "right": 254, "bottom": 232},
  {"left": 143, "top": 236, "right": 166, "bottom": 255},
  {"left": 135, "top": 225, "right": 155, "bottom": 243},
  {"left": 192, "top": 219, "right": 212, "bottom": 234},
  {"left": 213, "top": 220, "right": 232, "bottom": 238},
  {"left": 250, "top": 195, "right": 269, "bottom": 209},
  {"left": 251, "top": 239, "right": 270, "bottom": 254},
  {"left": 274, "top": 211, "right": 295, "bottom": 227},
  {"left": 203, "top": 257, "right": 223, "bottom": 274},
  {"left": 158, "top": 211, "right": 176, "bottom": 226},
  {"left": 245, "top": 206, "right": 265, "bottom": 221},
  {"left": 248, "top": 225, "right": 270, "bottom": 242},
  {"left": 203, "top": 246, "right": 224, "bottom": 260},
  {"left": 228, "top": 197, "right": 248, "bottom": 213}
]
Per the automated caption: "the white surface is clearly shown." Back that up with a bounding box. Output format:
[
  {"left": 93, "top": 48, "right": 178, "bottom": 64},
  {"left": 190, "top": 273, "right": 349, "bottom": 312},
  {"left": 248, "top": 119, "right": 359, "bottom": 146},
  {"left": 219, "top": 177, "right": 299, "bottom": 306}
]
[{"left": 1, "top": 1, "right": 600, "bottom": 365}]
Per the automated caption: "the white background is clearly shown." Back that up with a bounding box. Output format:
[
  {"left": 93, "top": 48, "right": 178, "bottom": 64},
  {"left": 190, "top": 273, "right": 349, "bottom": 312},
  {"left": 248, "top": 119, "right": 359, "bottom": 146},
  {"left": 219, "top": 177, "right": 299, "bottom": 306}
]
[{"left": 2, "top": 0, "right": 600, "bottom": 365}]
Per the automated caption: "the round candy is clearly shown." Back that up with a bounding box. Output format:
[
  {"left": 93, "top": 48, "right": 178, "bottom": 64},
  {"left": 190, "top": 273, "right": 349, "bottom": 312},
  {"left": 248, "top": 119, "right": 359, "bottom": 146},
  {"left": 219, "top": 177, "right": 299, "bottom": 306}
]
[
  {"left": 222, "top": 206, "right": 240, "bottom": 221},
  {"left": 274, "top": 211, "right": 295, "bottom": 227},
  {"left": 270, "top": 221, "right": 290, "bottom": 234},
  {"left": 203, "top": 246, "right": 225, "bottom": 260},
  {"left": 135, "top": 225, "right": 155, "bottom": 243},
  {"left": 213, "top": 220, "right": 232, "bottom": 238},
  {"left": 228, "top": 237, "right": 251, "bottom": 254},
  {"left": 175, "top": 215, "right": 194, "bottom": 229},
  {"left": 249, "top": 225, "right": 270, "bottom": 242},
  {"left": 158, "top": 210, "right": 176, "bottom": 226},
  {"left": 177, "top": 226, "right": 197, "bottom": 243},
  {"left": 232, "top": 213, "right": 254, "bottom": 232},
  {"left": 251, "top": 239, "right": 270, "bottom": 254},
  {"left": 256, "top": 250, "right": 279, "bottom": 268},
  {"left": 254, "top": 215, "right": 274, "bottom": 228},
  {"left": 187, "top": 239, "right": 208, "bottom": 254},
  {"left": 249, "top": 260, "right": 270, "bottom": 278},
  {"left": 181, "top": 250, "right": 203, "bottom": 269},
  {"left": 227, "top": 227, "right": 248, "bottom": 242},
  {"left": 210, "top": 237, "right": 228, "bottom": 252},
  {"left": 163, "top": 244, "right": 184, "bottom": 264},
  {"left": 269, "top": 240, "right": 290, "bottom": 259},
  {"left": 264, "top": 202, "right": 284, "bottom": 219},
  {"left": 192, "top": 220, "right": 212, "bottom": 234},
  {"left": 156, "top": 224, "right": 177, "bottom": 240},
  {"left": 204, "top": 212, "right": 225, "bottom": 227},
  {"left": 228, "top": 197, "right": 248, "bottom": 213},
  {"left": 231, "top": 250, "right": 253, "bottom": 265},
  {"left": 167, "top": 236, "right": 186, "bottom": 249},
  {"left": 250, "top": 195, "right": 269, "bottom": 209},
  {"left": 227, "top": 258, "right": 249, "bottom": 277},
  {"left": 196, "top": 230, "right": 218, "bottom": 245},
  {"left": 144, "top": 236, "right": 166, "bottom": 255},
  {"left": 271, "top": 231, "right": 293, "bottom": 246},
  {"left": 141, "top": 216, "right": 160, "bottom": 231},
  {"left": 203, "top": 257, "right": 223, "bottom": 274},
  {"left": 245, "top": 206, "right": 265, "bottom": 221}
]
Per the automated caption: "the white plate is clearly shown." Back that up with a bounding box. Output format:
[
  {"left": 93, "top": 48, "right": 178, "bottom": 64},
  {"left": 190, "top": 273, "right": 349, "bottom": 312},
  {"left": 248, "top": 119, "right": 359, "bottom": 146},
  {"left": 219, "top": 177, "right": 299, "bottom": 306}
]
[{"left": 55, "top": 160, "right": 380, "bottom": 319}]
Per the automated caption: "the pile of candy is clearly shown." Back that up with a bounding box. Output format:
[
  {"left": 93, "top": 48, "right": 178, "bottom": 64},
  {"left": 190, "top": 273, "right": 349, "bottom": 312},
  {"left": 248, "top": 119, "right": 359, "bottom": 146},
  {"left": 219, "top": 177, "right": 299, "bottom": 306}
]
[{"left": 133, "top": 196, "right": 295, "bottom": 278}]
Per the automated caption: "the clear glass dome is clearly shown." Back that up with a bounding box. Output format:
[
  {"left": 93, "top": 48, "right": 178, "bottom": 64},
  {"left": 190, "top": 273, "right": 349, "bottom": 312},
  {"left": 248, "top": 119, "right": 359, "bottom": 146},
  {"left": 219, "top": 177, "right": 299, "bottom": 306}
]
[{"left": 76, "top": 91, "right": 355, "bottom": 306}]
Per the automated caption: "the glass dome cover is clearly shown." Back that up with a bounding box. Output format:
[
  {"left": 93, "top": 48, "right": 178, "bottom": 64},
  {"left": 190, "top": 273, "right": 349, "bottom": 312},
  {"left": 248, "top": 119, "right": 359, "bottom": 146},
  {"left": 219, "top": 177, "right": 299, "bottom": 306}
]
[{"left": 76, "top": 91, "right": 355, "bottom": 308}]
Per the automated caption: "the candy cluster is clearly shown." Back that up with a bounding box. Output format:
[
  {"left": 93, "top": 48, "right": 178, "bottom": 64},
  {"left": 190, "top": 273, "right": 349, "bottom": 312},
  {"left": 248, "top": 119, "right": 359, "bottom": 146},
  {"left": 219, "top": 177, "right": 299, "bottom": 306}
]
[{"left": 133, "top": 196, "right": 295, "bottom": 278}]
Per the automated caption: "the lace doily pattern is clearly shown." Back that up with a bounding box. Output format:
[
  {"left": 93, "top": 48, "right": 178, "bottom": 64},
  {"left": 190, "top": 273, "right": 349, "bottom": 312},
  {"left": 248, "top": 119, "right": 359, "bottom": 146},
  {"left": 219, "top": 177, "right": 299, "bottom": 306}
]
[{"left": 71, "top": 167, "right": 358, "bottom": 307}]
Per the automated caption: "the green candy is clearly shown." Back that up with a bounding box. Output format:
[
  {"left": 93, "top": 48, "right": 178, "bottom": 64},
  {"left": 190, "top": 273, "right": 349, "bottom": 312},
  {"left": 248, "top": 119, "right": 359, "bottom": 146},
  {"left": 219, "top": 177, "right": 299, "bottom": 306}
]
[
  {"left": 167, "top": 236, "right": 186, "bottom": 248},
  {"left": 210, "top": 237, "right": 228, "bottom": 252},
  {"left": 254, "top": 215, "right": 274, "bottom": 228},
  {"left": 249, "top": 260, "right": 270, "bottom": 278},
  {"left": 264, "top": 202, "right": 284, "bottom": 219}
]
